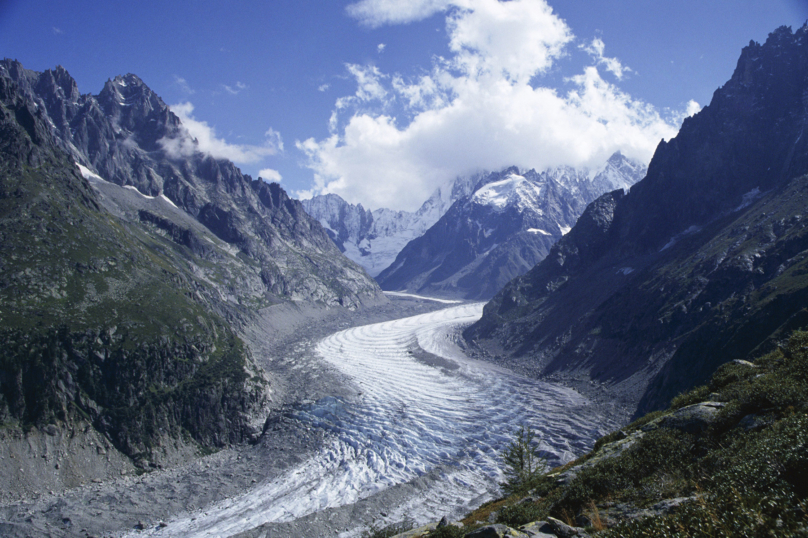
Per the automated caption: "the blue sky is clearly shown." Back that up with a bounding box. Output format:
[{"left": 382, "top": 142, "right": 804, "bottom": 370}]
[{"left": 1, "top": 0, "right": 806, "bottom": 210}]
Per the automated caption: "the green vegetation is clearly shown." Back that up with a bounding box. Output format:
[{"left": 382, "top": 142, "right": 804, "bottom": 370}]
[
  {"left": 426, "top": 526, "right": 466, "bottom": 538},
  {"left": 500, "top": 425, "right": 547, "bottom": 496},
  {"left": 423, "top": 328, "right": 808, "bottom": 537},
  {"left": 537, "top": 330, "right": 806, "bottom": 534},
  {"left": 0, "top": 90, "right": 268, "bottom": 465}
]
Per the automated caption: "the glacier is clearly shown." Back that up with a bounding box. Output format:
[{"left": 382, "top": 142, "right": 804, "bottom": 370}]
[{"left": 135, "top": 304, "right": 616, "bottom": 537}]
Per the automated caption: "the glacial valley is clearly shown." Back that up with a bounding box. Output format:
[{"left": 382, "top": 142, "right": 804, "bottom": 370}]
[{"left": 0, "top": 296, "right": 620, "bottom": 538}]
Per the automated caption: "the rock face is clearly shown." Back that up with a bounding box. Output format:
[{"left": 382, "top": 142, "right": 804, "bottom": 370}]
[
  {"left": 0, "top": 59, "right": 383, "bottom": 311},
  {"left": 302, "top": 173, "right": 480, "bottom": 276},
  {"left": 376, "top": 154, "right": 646, "bottom": 300},
  {"left": 465, "top": 25, "right": 808, "bottom": 414},
  {"left": 0, "top": 60, "right": 383, "bottom": 480}
]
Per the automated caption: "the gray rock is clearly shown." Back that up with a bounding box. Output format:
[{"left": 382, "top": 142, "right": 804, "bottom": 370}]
[
  {"left": 545, "top": 517, "right": 590, "bottom": 538},
  {"left": 465, "top": 523, "right": 528, "bottom": 538},
  {"left": 553, "top": 430, "right": 640, "bottom": 486},
  {"left": 644, "top": 402, "right": 725, "bottom": 434},
  {"left": 519, "top": 520, "right": 558, "bottom": 537},
  {"left": 650, "top": 496, "right": 698, "bottom": 514},
  {"left": 737, "top": 413, "right": 773, "bottom": 431}
]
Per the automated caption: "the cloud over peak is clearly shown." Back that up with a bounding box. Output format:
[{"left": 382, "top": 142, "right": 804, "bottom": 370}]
[
  {"left": 309, "top": 0, "right": 685, "bottom": 211},
  {"left": 160, "top": 102, "right": 282, "bottom": 164}
]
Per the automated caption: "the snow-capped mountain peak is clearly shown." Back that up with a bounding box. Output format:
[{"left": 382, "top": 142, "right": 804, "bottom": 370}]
[
  {"left": 471, "top": 173, "right": 543, "bottom": 211},
  {"left": 304, "top": 152, "right": 646, "bottom": 286}
]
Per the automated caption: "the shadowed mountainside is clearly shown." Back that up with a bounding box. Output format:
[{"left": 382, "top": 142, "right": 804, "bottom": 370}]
[{"left": 466, "top": 24, "right": 808, "bottom": 415}]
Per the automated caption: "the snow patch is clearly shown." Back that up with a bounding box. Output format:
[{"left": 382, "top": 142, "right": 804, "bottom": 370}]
[
  {"left": 124, "top": 185, "right": 156, "bottom": 199},
  {"left": 75, "top": 163, "right": 105, "bottom": 183},
  {"left": 527, "top": 228, "right": 551, "bottom": 235},
  {"left": 471, "top": 174, "right": 543, "bottom": 211},
  {"left": 660, "top": 225, "right": 702, "bottom": 252},
  {"left": 159, "top": 194, "right": 178, "bottom": 209}
]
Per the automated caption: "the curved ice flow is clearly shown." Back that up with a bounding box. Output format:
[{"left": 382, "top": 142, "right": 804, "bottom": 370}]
[{"left": 139, "top": 303, "right": 610, "bottom": 537}]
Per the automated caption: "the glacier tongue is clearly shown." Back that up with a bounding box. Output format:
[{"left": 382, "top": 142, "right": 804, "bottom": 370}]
[{"left": 138, "top": 304, "right": 615, "bottom": 537}]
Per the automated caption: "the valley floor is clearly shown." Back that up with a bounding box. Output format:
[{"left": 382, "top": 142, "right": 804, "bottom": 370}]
[{"left": 0, "top": 296, "right": 623, "bottom": 538}]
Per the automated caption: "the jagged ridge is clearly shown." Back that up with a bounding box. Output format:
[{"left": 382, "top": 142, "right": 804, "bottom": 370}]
[
  {"left": 466, "top": 24, "right": 808, "bottom": 414},
  {"left": 376, "top": 154, "right": 646, "bottom": 300}
]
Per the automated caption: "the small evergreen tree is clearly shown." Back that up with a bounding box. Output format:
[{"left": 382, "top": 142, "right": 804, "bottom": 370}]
[{"left": 501, "top": 425, "right": 546, "bottom": 496}]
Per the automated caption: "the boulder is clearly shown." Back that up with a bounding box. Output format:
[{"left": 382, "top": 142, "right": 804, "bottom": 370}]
[
  {"left": 545, "top": 517, "right": 590, "bottom": 537},
  {"left": 465, "top": 523, "right": 529, "bottom": 537},
  {"left": 644, "top": 402, "right": 725, "bottom": 434},
  {"left": 519, "top": 520, "right": 559, "bottom": 537}
]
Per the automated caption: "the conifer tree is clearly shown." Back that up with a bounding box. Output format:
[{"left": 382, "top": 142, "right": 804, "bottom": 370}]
[{"left": 501, "top": 425, "right": 546, "bottom": 495}]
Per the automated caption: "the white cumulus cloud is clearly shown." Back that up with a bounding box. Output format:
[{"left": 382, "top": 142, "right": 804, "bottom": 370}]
[
  {"left": 581, "top": 38, "right": 631, "bottom": 80},
  {"left": 305, "top": 0, "right": 685, "bottom": 211},
  {"left": 685, "top": 99, "right": 702, "bottom": 117},
  {"left": 259, "top": 168, "right": 283, "bottom": 182},
  {"left": 346, "top": 0, "right": 454, "bottom": 27},
  {"left": 160, "top": 102, "right": 282, "bottom": 164}
]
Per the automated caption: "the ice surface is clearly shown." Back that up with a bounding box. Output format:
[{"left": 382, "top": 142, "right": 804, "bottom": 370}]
[
  {"left": 135, "top": 304, "right": 612, "bottom": 537},
  {"left": 382, "top": 291, "right": 462, "bottom": 304}
]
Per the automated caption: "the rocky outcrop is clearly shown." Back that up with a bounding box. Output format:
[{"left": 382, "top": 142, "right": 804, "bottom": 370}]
[
  {"left": 389, "top": 520, "right": 590, "bottom": 538},
  {"left": 465, "top": 24, "right": 808, "bottom": 414},
  {"left": 466, "top": 523, "right": 529, "bottom": 537}
]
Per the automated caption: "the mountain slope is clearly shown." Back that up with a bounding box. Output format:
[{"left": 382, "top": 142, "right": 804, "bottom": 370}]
[
  {"left": 0, "top": 72, "right": 271, "bottom": 473},
  {"left": 465, "top": 24, "right": 808, "bottom": 414},
  {"left": 0, "top": 59, "right": 383, "bottom": 312},
  {"left": 0, "top": 60, "right": 385, "bottom": 492},
  {"left": 376, "top": 154, "right": 646, "bottom": 300},
  {"left": 302, "top": 173, "right": 479, "bottom": 276}
]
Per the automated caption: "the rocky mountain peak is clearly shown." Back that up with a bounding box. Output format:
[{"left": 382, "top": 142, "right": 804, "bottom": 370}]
[
  {"left": 376, "top": 155, "right": 645, "bottom": 300},
  {"left": 97, "top": 73, "right": 180, "bottom": 151},
  {"left": 37, "top": 65, "right": 80, "bottom": 104},
  {"left": 614, "top": 24, "right": 808, "bottom": 256},
  {"left": 1, "top": 60, "right": 383, "bottom": 310}
]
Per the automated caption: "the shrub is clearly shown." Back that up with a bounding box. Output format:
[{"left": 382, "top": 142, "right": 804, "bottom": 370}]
[
  {"left": 669, "top": 384, "right": 709, "bottom": 409},
  {"left": 426, "top": 525, "right": 466, "bottom": 538}
]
